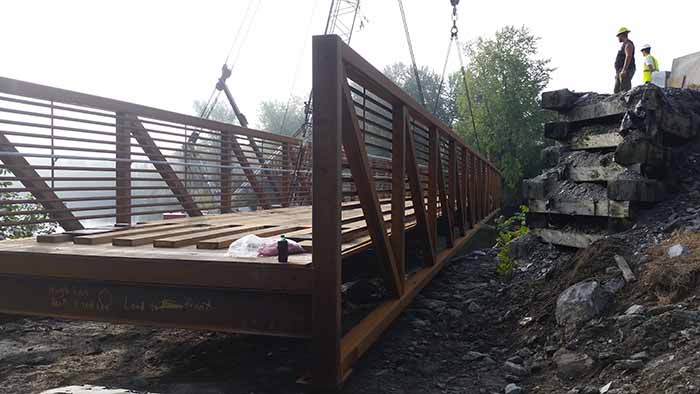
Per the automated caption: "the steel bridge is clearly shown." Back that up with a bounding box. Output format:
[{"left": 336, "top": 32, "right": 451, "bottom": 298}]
[{"left": 0, "top": 35, "right": 501, "bottom": 389}]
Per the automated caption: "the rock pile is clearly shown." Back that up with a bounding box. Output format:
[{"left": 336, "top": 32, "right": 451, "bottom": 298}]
[{"left": 524, "top": 85, "right": 700, "bottom": 248}]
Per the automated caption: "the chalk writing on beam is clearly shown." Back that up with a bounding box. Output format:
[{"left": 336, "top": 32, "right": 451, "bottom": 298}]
[{"left": 49, "top": 286, "right": 215, "bottom": 315}]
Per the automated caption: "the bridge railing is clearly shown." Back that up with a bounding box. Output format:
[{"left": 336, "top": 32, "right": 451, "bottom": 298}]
[
  {"left": 0, "top": 77, "right": 310, "bottom": 231},
  {"left": 311, "top": 35, "right": 502, "bottom": 388}
]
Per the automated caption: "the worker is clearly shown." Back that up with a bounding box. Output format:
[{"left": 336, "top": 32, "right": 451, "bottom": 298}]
[
  {"left": 641, "top": 44, "right": 659, "bottom": 84},
  {"left": 614, "top": 27, "right": 636, "bottom": 93}
]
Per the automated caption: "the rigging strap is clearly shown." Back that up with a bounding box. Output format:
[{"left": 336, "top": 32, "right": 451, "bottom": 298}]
[
  {"left": 434, "top": 0, "right": 482, "bottom": 152},
  {"left": 397, "top": 0, "right": 426, "bottom": 107}
]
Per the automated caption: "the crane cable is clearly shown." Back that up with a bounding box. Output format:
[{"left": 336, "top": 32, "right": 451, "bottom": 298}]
[
  {"left": 434, "top": 0, "right": 482, "bottom": 152},
  {"left": 279, "top": 0, "right": 321, "bottom": 135},
  {"left": 397, "top": 0, "right": 426, "bottom": 107},
  {"left": 199, "top": 0, "right": 261, "bottom": 120}
]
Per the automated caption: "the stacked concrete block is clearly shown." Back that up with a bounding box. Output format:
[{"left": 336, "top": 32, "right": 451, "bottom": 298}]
[{"left": 525, "top": 85, "right": 700, "bottom": 248}]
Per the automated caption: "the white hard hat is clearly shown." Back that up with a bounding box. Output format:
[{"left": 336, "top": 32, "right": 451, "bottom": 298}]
[{"left": 641, "top": 44, "right": 651, "bottom": 51}]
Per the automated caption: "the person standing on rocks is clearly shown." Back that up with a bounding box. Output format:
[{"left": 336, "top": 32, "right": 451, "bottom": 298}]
[
  {"left": 641, "top": 44, "right": 659, "bottom": 84},
  {"left": 614, "top": 27, "right": 636, "bottom": 93}
]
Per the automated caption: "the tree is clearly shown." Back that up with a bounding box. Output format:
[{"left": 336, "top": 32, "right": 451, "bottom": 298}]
[
  {"left": 257, "top": 96, "right": 307, "bottom": 136},
  {"left": 0, "top": 169, "right": 55, "bottom": 239},
  {"left": 193, "top": 100, "right": 239, "bottom": 125},
  {"left": 383, "top": 63, "right": 457, "bottom": 126},
  {"left": 455, "top": 26, "right": 553, "bottom": 197}
]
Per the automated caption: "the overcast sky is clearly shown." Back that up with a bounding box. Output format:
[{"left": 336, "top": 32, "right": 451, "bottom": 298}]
[{"left": 2, "top": 1, "right": 698, "bottom": 129}]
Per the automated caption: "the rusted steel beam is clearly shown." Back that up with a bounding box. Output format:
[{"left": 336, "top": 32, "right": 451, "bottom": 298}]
[
  {"left": 115, "top": 112, "right": 132, "bottom": 224},
  {"left": 406, "top": 119, "right": 436, "bottom": 266},
  {"left": 0, "top": 76, "right": 300, "bottom": 145},
  {"left": 0, "top": 247, "right": 314, "bottom": 292},
  {"left": 340, "top": 46, "right": 495, "bottom": 168},
  {"left": 0, "top": 275, "right": 312, "bottom": 338},
  {"left": 130, "top": 119, "right": 202, "bottom": 217},
  {"left": 220, "top": 130, "right": 233, "bottom": 213},
  {"left": 341, "top": 80, "right": 402, "bottom": 298},
  {"left": 460, "top": 147, "right": 470, "bottom": 230},
  {"left": 312, "top": 34, "right": 344, "bottom": 390},
  {"left": 427, "top": 126, "right": 439, "bottom": 246},
  {"left": 437, "top": 148, "right": 455, "bottom": 247},
  {"left": 229, "top": 137, "right": 271, "bottom": 209},
  {"left": 0, "top": 131, "right": 83, "bottom": 231},
  {"left": 449, "top": 140, "right": 463, "bottom": 235},
  {"left": 481, "top": 160, "right": 487, "bottom": 220},
  {"left": 469, "top": 154, "right": 479, "bottom": 223},
  {"left": 455, "top": 147, "right": 466, "bottom": 236},
  {"left": 391, "top": 104, "right": 407, "bottom": 280},
  {"left": 247, "top": 137, "right": 282, "bottom": 205},
  {"left": 282, "top": 142, "right": 292, "bottom": 207}
]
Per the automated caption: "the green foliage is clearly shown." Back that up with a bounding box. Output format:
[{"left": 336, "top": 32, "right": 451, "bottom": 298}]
[
  {"left": 0, "top": 169, "right": 55, "bottom": 239},
  {"left": 494, "top": 205, "right": 529, "bottom": 277},
  {"left": 454, "top": 26, "right": 554, "bottom": 200},
  {"left": 257, "top": 96, "right": 306, "bottom": 136},
  {"left": 383, "top": 62, "right": 458, "bottom": 126}
]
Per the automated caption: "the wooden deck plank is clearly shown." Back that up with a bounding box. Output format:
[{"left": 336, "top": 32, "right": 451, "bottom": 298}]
[
  {"left": 75, "top": 223, "right": 189, "bottom": 245},
  {"left": 16, "top": 202, "right": 443, "bottom": 265},
  {"left": 113, "top": 224, "right": 243, "bottom": 247},
  {"left": 196, "top": 225, "right": 308, "bottom": 250},
  {"left": 153, "top": 224, "right": 271, "bottom": 248}
]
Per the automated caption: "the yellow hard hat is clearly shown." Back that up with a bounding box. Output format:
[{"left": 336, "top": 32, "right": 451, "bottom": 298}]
[{"left": 617, "top": 27, "right": 631, "bottom": 36}]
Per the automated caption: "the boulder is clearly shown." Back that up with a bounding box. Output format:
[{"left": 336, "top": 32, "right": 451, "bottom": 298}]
[
  {"left": 556, "top": 281, "right": 611, "bottom": 328},
  {"left": 503, "top": 361, "right": 528, "bottom": 377},
  {"left": 462, "top": 351, "right": 488, "bottom": 362},
  {"left": 553, "top": 348, "right": 595, "bottom": 380},
  {"left": 507, "top": 233, "right": 539, "bottom": 261},
  {"left": 504, "top": 383, "right": 524, "bottom": 394},
  {"left": 625, "top": 304, "right": 647, "bottom": 315},
  {"left": 668, "top": 244, "right": 688, "bottom": 258}
]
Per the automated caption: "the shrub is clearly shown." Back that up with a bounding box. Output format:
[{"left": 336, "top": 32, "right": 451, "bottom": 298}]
[{"left": 495, "top": 205, "right": 529, "bottom": 277}]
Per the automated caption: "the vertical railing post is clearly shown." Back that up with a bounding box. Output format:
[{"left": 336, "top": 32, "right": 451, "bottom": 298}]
[
  {"left": 437, "top": 137, "right": 455, "bottom": 247},
  {"left": 489, "top": 167, "right": 494, "bottom": 213},
  {"left": 481, "top": 160, "right": 486, "bottom": 220},
  {"left": 448, "top": 140, "right": 461, "bottom": 235},
  {"left": 461, "top": 148, "right": 470, "bottom": 229},
  {"left": 282, "top": 142, "right": 291, "bottom": 207},
  {"left": 115, "top": 112, "right": 131, "bottom": 225},
  {"left": 477, "top": 159, "right": 483, "bottom": 221},
  {"left": 220, "top": 130, "right": 232, "bottom": 214},
  {"left": 427, "top": 126, "right": 439, "bottom": 247},
  {"left": 470, "top": 153, "right": 477, "bottom": 224},
  {"left": 391, "top": 104, "right": 406, "bottom": 281},
  {"left": 311, "top": 34, "right": 343, "bottom": 390}
]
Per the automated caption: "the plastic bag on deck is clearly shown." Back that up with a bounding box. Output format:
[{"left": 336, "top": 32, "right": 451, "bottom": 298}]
[{"left": 226, "top": 234, "right": 304, "bottom": 258}]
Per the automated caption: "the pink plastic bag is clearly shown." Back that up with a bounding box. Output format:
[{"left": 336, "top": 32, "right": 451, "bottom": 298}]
[
  {"left": 257, "top": 240, "right": 305, "bottom": 257},
  {"left": 227, "top": 234, "right": 305, "bottom": 258}
]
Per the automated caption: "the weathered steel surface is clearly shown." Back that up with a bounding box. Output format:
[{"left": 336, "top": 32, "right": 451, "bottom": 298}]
[
  {"left": 0, "top": 131, "right": 84, "bottom": 231},
  {"left": 0, "top": 275, "right": 312, "bottom": 337},
  {"left": 0, "top": 35, "right": 504, "bottom": 392},
  {"left": 311, "top": 35, "right": 344, "bottom": 390}
]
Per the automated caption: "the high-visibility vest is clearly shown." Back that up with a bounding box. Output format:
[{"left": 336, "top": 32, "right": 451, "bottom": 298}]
[{"left": 643, "top": 54, "right": 659, "bottom": 83}]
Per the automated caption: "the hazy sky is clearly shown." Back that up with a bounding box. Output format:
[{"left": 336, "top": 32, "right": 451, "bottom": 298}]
[{"left": 2, "top": 1, "right": 698, "bottom": 128}]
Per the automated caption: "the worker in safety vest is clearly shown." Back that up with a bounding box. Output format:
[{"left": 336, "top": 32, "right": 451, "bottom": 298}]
[
  {"left": 614, "top": 27, "right": 636, "bottom": 93},
  {"left": 640, "top": 44, "right": 659, "bottom": 84}
]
